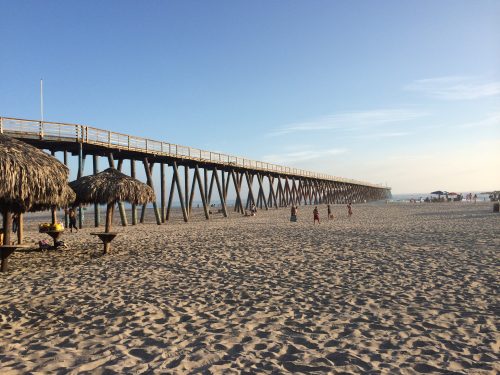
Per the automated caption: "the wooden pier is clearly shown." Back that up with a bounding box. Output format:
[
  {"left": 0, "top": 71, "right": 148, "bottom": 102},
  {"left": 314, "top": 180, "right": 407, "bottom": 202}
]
[{"left": 0, "top": 117, "right": 391, "bottom": 227}]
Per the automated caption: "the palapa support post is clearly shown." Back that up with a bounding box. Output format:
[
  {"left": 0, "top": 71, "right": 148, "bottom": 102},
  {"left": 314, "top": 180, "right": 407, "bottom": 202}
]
[
  {"left": 213, "top": 167, "right": 228, "bottom": 217},
  {"left": 160, "top": 162, "right": 166, "bottom": 223},
  {"left": 63, "top": 150, "right": 69, "bottom": 228},
  {"left": 50, "top": 150, "right": 58, "bottom": 224},
  {"left": 93, "top": 154, "right": 100, "bottom": 227},
  {"left": 194, "top": 165, "right": 210, "bottom": 219},
  {"left": 98, "top": 202, "right": 117, "bottom": 254},
  {"left": 1, "top": 209, "right": 13, "bottom": 272},
  {"left": 105, "top": 202, "right": 113, "bottom": 232},
  {"left": 17, "top": 213, "right": 23, "bottom": 245},
  {"left": 143, "top": 158, "right": 162, "bottom": 225}
]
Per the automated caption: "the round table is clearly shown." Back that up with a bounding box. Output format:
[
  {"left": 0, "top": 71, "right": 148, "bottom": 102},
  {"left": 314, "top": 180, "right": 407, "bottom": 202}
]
[
  {"left": 90, "top": 232, "right": 118, "bottom": 254},
  {"left": 41, "top": 230, "right": 65, "bottom": 248}
]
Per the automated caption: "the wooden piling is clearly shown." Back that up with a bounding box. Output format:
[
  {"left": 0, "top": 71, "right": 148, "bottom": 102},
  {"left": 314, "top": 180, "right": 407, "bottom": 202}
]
[{"left": 143, "top": 158, "right": 162, "bottom": 225}]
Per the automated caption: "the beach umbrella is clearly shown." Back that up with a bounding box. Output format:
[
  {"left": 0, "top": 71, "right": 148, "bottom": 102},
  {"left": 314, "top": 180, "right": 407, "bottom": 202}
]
[
  {"left": 430, "top": 190, "right": 446, "bottom": 200},
  {"left": 430, "top": 191, "right": 445, "bottom": 195},
  {"left": 69, "top": 167, "right": 154, "bottom": 234}
]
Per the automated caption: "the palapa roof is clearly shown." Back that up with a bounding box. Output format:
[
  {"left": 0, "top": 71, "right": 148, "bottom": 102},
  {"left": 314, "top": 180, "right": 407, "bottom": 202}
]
[
  {"left": 69, "top": 168, "right": 155, "bottom": 205},
  {"left": 0, "top": 134, "right": 70, "bottom": 212},
  {"left": 29, "top": 184, "right": 76, "bottom": 212}
]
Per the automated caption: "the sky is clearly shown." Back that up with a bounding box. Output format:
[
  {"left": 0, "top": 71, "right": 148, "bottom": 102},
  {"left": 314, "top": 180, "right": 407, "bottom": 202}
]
[{"left": 1, "top": 0, "right": 499, "bottom": 194}]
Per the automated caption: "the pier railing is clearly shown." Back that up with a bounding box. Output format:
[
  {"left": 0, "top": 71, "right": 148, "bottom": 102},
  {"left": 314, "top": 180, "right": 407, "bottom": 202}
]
[{"left": 0, "top": 116, "right": 387, "bottom": 189}]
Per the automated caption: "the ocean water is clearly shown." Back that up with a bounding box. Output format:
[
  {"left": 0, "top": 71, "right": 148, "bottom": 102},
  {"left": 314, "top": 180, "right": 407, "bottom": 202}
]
[{"left": 391, "top": 192, "right": 491, "bottom": 202}]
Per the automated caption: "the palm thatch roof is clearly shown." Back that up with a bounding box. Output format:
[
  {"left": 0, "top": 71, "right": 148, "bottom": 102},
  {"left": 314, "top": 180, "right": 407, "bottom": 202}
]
[
  {"left": 69, "top": 168, "right": 155, "bottom": 205},
  {"left": 29, "top": 184, "right": 76, "bottom": 212},
  {"left": 0, "top": 134, "right": 70, "bottom": 212}
]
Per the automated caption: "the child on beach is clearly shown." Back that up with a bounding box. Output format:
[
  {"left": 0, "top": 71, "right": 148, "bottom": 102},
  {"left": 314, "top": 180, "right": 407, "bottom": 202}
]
[
  {"left": 327, "top": 204, "right": 332, "bottom": 220},
  {"left": 347, "top": 202, "right": 352, "bottom": 217},
  {"left": 290, "top": 205, "right": 297, "bottom": 222},
  {"left": 313, "top": 206, "right": 320, "bottom": 224}
]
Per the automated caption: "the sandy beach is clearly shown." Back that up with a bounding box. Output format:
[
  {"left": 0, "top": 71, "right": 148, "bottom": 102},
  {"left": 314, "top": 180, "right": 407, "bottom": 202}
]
[{"left": 0, "top": 202, "right": 498, "bottom": 374}]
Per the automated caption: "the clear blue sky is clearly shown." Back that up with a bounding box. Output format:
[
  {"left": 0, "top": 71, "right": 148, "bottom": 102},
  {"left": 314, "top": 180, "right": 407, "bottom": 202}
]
[{"left": 1, "top": 0, "right": 499, "bottom": 193}]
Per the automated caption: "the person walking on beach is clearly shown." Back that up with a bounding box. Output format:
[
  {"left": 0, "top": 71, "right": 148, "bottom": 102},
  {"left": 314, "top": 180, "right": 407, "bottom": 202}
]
[
  {"left": 68, "top": 208, "right": 78, "bottom": 233},
  {"left": 327, "top": 204, "right": 332, "bottom": 220},
  {"left": 347, "top": 202, "right": 353, "bottom": 217},
  {"left": 313, "top": 206, "right": 320, "bottom": 224},
  {"left": 290, "top": 205, "right": 297, "bottom": 222}
]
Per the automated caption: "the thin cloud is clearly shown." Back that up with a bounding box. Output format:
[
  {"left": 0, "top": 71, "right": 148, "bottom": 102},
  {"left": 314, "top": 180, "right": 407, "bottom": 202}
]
[
  {"left": 262, "top": 148, "right": 347, "bottom": 164},
  {"left": 268, "top": 109, "right": 427, "bottom": 137},
  {"left": 357, "top": 131, "right": 411, "bottom": 139},
  {"left": 460, "top": 112, "right": 500, "bottom": 128},
  {"left": 405, "top": 76, "right": 500, "bottom": 100}
]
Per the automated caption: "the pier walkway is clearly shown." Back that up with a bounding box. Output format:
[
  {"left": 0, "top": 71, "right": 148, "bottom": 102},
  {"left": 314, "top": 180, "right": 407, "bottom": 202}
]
[{"left": 1, "top": 116, "right": 391, "bottom": 227}]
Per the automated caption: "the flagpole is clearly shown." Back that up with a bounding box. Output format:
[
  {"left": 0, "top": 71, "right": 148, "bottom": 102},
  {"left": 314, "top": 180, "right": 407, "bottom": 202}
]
[{"left": 40, "top": 79, "right": 44, "bottom": 122}]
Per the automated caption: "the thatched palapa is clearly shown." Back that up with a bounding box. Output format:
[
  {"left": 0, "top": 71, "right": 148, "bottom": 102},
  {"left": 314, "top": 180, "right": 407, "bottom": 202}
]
[
  {"left": 70, "top": 168, "right": 154, "bottom": 254},
  {"left": 69, "top": 168, "right": 155, "bottom": 206},
  {"left": 29, "top": 184, "right": 76, "bottom": 213},
  {"left": 0, "top": 134, "right": 71, "bottom": 271},
  {"left": 0, "top": 134, "right": 70, "bottom": 212}
]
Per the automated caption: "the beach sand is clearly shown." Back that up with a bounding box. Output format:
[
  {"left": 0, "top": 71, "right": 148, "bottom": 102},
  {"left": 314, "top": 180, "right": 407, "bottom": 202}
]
[{"left": 0, "top": 202, "right": 498, "bottom": 374}]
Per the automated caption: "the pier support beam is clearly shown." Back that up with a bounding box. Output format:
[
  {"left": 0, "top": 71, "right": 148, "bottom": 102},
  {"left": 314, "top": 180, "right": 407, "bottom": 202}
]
[
  {"left": 231, "top": 170, "right": 244, "bottom": 214},
  {"left": 117, "top": 159, "right": 128, "bottom": 227},
  {"left": 172, "top": 162, "right": 188, "bottom": 222},
  {"left": 161, "top": 162, "right": 166, "bottom": 223},
  {"left": 108, "top": 153, "right": 127, "bottom": 227},
  {"left": 213, "top": 167, "right": 228, "bottom": 217},
  {"left": 194, "top": 165, "right": 210, "bottom": 219},
  {"left": 256, "top": 174, "right": 268, "bottom": 210},
  {"left": 244, "top": 172, "right": 256, "bottom": 210},
  {"left": 185, "top": 166, "right": 190, "bottom": 214},
  {"left": 143, "top": 158, "right": 162, "bottom": 225}
]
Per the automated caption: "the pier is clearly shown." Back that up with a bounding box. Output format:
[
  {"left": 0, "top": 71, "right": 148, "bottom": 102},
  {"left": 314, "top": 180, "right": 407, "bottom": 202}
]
[{"left": 0, "top": 116, "right": 391, "bottom": 228}]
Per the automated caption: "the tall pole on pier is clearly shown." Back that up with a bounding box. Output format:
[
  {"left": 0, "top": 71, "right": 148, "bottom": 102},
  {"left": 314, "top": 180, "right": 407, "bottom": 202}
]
[{"left": 40, "top": 79, "right": 44, "bottom": 121}]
